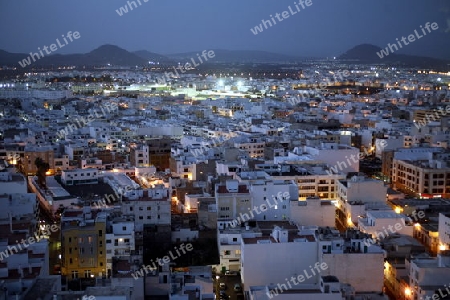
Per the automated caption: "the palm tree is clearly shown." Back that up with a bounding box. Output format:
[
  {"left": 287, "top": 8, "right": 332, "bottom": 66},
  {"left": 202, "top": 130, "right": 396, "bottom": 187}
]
[{"left": 35, "top": 157, "right": 50, "bottom": 189}]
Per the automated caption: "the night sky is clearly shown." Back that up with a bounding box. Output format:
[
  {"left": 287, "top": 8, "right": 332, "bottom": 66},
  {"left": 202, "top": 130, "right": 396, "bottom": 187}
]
[{"left": 1, "top": 0, "right": 449, "bottom": 59}]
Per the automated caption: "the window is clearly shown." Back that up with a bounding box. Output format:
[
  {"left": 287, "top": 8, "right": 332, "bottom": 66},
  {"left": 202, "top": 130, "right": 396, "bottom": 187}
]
[
  {"left": 99, "top": 230, "right": 102, "bottom": 237},
  {"left": 124, "top": 239, "right": 130, "bottom": 243},
  {"left": 84, "top": 270, "right": 91, "bottom": 278},
  {"left": 147, "top": 216, "right": 151, "bottom": 219},
  {"left": 147, "top": 207, "right": 151, "bottom": 211},
  {"left": 69, "top": 247, "right": 72, "bottom": 254},
  {"left": 88, "top": 236, "right": 92, "bottom": 243},
  {"left": 139, "top": 207, "right": 143, "bottom": 211},
  {"left": 122, "top": 226, "right": 126, "bottom": 231},
  {"left": 106, "top": 239, "right": 111, "bottom": 244},
  {"left": 139, "top": 216, "right": 143, "bottom": 220},
  {"left": 224, "top": 250, "right": 231, "bottom": 255},
  {"left": 69, "top": 237, "right": 72, "bottom": 243},
  {"left": 72, "top": 271, "right": 78, "bottom": 279},
  {"left": 233, "top": 238, "right": 237, "bottom": 242}
]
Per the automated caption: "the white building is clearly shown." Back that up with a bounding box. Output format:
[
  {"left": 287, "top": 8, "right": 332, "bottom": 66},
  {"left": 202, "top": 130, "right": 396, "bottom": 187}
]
[
  {"left": 215, "top": 180, "right": 251, "bottom": 220},
  {"left": 256, "top": 163, "right": 345, "bottom": 200},
  {"left": 248, "top": 276, "right": 354, "bottom": 300},
  {"left": 438, "top": 213, "right": 450, "bottom": 251},
  {"left": 61, "top": 168, "right": 99, "bottom": 185},
  {"left": 216, "top": 220, "right": 262, "bottom": 272},
  {"left": 105, "top": 217, "right": 135, "bottom": 275},
  {"left": 120, "top": 186, "right": 171, "bottom": 231},
  {"left": 290, "top": 197, "right": 335, "bottom": 227},
  {"left": 241, "top": 227, "right": 320, "bottom": 290},
  {"left": 358, "top": 211, "right": 414, "bottom": 239},
  {"left": 336, "top": 176, "right": 388, "bottom": 227},
  {"left": 248, "top": 179, "right": 298, "bottom": 221},
  {"left": 405, "top": 252, "right": 450, "bottom": 300},
  {"left": 0, "top": 170, "right": 27, "bottom": 193}
]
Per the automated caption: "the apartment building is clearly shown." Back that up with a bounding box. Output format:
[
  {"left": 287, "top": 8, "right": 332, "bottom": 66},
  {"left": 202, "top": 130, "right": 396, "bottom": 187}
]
[
  {"left": 215, "top": 180, "right": 251, "bottom": 220},
  {"left": 120, "top": 185, "right": 171, "bottom": 232},
  {"left": 392, "top": 156, "right": 450, "bottom": 198},
  {"left": 438, "top": 213, "right": 450, "bottom": 251},
  {"left": 0, "top": 169, "right": 27, "bottom": 193},
  {"left": 290, "top": 196, "right": 335, "bottom": 227},
  {"left": 240, "top": 225, "right": 384, "bottom": 293},
  {"left": 146, "top": 138, "right": 172, "bottom": 171},
  {"left": 105, "top": 216, "right": 135, "bottom": 276},
  {"left": 61, "top": 168, "right": 99, "bottom": 185},
  {"left": 336, "top": 175, "right": 388, "bottom": 229},
  {"left": 234, "top": 136, "right": 266, "bottom": 158},
  {"left": 130, "top": 144, "right": 150, "bottom": 167},
  {"left": 216, "top": 220, "right": 262, "bottom": 273},
  {"left": 405, "top": 252, "right": 450, "bottom": 300},
  {"left": 358, "top": 211, "right": 414, "bottom": 238},
  {"left": 23, "top": 145, "right": 55, "bottom": 175},
  {"left": 60, "top": 207, "right": 107, "bottom": 279},
  {"left": 256, "top": 163, "right": 345, "bottom": 200}
]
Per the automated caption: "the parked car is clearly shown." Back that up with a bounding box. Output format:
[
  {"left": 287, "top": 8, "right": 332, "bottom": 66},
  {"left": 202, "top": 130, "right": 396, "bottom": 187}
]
[
  {"left": 219, "top": 282, "right": 226, "bottom": 290},
  {"left": 234, "top": 283, "right": 242, "bottom": 292}
]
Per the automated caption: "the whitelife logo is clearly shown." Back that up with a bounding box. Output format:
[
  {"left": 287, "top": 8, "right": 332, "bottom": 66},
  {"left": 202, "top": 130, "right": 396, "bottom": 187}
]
[
  {"left": 0, "top": 224, "right": 59, "bottom": 261},
  {"left": 116, "top": 0, "right": 149, "bottom": 16},
  {"left": 156, "top": 50, "right": 215, "bottom": 85},
  {"left": 229, "top": 192, "right": 290, "bottom": 228},
  {"left": 131, "top": 243, "right": 193, "bottom": 279},
  {"left": 56, "top": 103, "right": 118, "bottom": 140},
  {"left": 362, "top": 210, "right": 425, "bottom": 247},
  {"left": 250, "top": 0, "right": 313, "bottom": 35},
  {"left": 376, "top": 22, "right": 439, "bottom": 58},
  {"left": 266, "top": 262, "right": 329, "bottom": 298},
  {"left": 18, "top": 31, "right": 81, "bottom": 68}
]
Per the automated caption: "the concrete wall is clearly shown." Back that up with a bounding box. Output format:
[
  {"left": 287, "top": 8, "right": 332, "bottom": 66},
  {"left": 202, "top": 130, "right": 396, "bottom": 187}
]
[{"left": 322, "top": 253, "right": 384, "bottom": 292}]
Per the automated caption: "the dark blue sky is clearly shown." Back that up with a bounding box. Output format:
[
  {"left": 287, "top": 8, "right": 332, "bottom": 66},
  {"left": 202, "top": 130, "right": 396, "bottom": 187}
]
[{"left": 1, "top": 0, "right": 449, "bottom": 59}]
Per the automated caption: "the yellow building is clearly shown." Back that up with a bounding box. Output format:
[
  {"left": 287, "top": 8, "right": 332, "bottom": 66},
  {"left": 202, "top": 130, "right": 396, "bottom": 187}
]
[{"left": 61, "top": 210, "right": 107, "bottom": 279}]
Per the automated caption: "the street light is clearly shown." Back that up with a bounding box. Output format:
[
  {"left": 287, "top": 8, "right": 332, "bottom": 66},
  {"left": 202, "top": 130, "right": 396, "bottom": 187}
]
[{"left": 405, "top": 287, "right": 411, "bottom": 299}]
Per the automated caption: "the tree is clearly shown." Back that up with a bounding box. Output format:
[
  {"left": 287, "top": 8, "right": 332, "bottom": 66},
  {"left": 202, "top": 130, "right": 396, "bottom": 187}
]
[{"left": 35, "top": 157, "right": 50, "bottom": 189}]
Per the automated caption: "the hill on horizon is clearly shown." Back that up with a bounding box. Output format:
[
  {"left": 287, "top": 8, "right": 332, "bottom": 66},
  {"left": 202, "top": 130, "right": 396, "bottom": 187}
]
[{"left": 0, "top": 43, "right": 448, "bottom": 69}]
